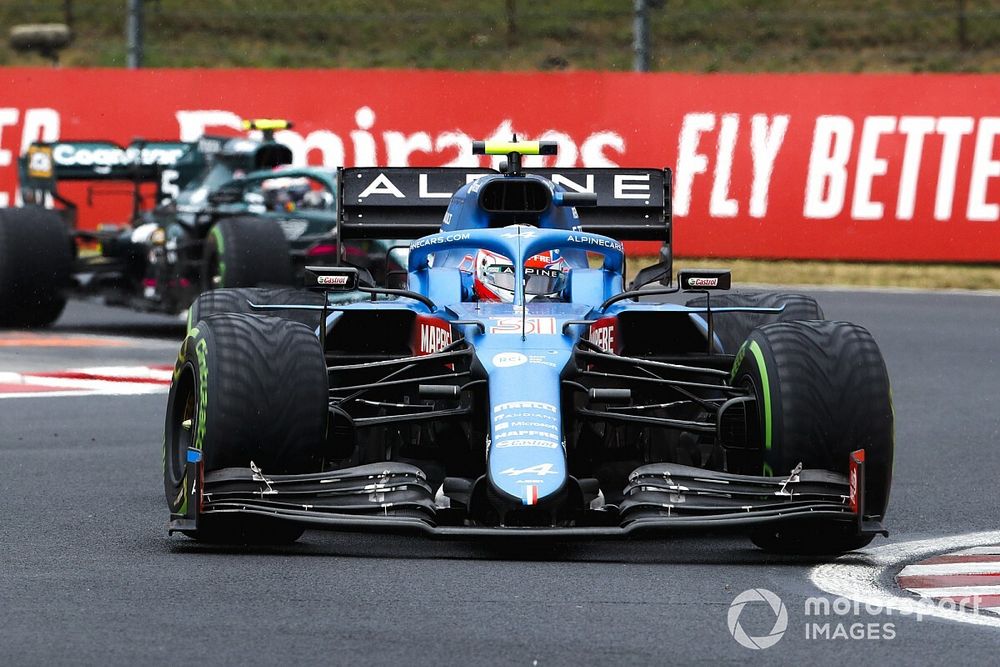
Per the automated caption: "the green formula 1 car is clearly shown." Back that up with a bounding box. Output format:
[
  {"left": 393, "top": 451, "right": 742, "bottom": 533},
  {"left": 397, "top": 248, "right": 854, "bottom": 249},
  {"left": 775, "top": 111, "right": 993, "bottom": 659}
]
[{"left": 0, "top": 119, "right": 392, "bottom": 326}]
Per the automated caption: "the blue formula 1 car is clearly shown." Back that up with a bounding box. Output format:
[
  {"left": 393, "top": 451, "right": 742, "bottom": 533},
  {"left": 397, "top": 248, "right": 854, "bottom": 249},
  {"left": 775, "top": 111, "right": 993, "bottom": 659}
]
[{"left": 163, "top": 140, "right": 894, "bottom": 554}]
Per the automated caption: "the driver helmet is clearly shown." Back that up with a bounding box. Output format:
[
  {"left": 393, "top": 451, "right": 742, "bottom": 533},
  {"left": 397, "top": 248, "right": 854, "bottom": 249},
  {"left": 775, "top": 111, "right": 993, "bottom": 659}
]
[
  {"left": 472, "top": 249, "right": 569, "bottom": 302},
  {"left": 262, "top": 176, "right": 311, "bottom": 212}
]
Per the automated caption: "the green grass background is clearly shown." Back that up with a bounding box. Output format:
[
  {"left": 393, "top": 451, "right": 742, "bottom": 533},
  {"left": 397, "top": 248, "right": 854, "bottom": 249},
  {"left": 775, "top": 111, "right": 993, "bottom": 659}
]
[{"left": 1, "top": 1, "right": 998, "bottom": 72}]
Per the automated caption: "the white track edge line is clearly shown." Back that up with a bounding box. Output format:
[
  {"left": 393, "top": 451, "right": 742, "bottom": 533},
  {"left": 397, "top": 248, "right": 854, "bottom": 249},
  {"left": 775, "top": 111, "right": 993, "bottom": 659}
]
[
  {"left": 908, "top": 585, "right": 1000, "bottom": 597},
  {"left": 899, "top": 563, "right": 1000, "bottom": 576}
]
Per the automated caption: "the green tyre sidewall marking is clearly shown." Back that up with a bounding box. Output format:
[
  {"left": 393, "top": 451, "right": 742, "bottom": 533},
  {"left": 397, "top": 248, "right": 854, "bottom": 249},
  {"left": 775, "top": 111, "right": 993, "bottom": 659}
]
[
  {"left": 163, "top": 325, "right": 208, "bottom": 516},
  {"left": 194, "top": 335, "right": 209, "bottom": 453},
  {"left": 164, "top": 331, "right": 193, "bottom": 512},
  {"left": 732, "top": 336, "right": 775, "bottom": 476},
  {"left": 730, "top": 341, "right": 748, "bottom": 381},
  {"left": 747, "top": 340, "right": 772, "bottom": 452}
]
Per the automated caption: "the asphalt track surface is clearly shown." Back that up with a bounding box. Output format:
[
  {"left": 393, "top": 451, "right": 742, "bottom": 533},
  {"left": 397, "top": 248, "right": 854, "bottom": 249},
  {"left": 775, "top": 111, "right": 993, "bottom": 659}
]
[{"left": 2, "top": 291, "right": 1000, "bottom": 665}]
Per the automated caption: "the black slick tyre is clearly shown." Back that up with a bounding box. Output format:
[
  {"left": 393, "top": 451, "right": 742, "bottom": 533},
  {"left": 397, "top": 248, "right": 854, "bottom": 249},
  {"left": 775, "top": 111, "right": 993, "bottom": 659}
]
[
  {"left": 685, "top": 291, "right": 823, "bottom": 354},
  {"left": 731, "top": 320, "right": 893, "bottom": 554},
  {"left": 163, "top": 312, "right": 328, "bottom": 544},
  {"left": 202, "top": 217, "right": 293, "bottom": 290},
  {"left": 0, "top": 207, "right": 71, "bottom": 327}
]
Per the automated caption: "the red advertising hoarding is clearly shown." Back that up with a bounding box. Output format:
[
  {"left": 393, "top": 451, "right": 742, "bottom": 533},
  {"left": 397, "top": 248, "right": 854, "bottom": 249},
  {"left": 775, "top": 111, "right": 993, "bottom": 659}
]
[{"left": 1, "top": 68, "right": 997, "bottom": 261}]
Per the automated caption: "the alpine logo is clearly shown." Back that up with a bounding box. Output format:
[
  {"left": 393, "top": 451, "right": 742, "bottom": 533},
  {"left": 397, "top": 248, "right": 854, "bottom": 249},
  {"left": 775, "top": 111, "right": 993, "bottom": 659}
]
[
  {"left": 566, "top": 234, "right": 624, "bottom": 252},
  {"left": 349, "top": 171, "right": 655, "bottom": 204},
  {"left": 409, "top": 231, "right": 472, "bottom": 251},
  {"left": 501, "top": 463, "right": 557, "bottom": 476}
]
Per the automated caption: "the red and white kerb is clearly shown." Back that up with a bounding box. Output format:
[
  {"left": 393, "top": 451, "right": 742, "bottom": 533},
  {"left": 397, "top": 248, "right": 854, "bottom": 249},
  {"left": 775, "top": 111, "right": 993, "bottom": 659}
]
[{"left": 898, "top": 546, "right": 1000, "bottom": 615}]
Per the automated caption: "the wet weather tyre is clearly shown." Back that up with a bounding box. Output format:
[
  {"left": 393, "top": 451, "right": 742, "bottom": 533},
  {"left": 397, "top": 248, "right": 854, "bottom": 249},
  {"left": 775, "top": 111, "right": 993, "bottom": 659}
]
[
  {"left": 731, "top": 320, "right": 893, "bottom": 555},
  {"left": 203, "top": 217, "right": 293, "bottom": 290},
  {"left": 0, "top": 207, "right": 71, "bottom": 328},
  {"left": 685, "top": 292, "right": 823, "bottom": 354},
  {"left": 187, "top": 287, "right": 325, "bottom": 331},
  {"left": 163, "top": 313, "right": 329, "bottom": 544}
]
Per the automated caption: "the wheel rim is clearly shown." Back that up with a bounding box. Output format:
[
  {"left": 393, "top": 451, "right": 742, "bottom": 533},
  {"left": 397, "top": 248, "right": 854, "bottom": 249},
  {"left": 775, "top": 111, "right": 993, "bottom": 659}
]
[
  {"left": 736, "top": 373, "right": 767, "bottom": 475},
  {"left": 208, "top": 252, "right": 223, "bottom": 289},
  {"left": 167, "top": 364, "right": 196, "bottom": 488}
]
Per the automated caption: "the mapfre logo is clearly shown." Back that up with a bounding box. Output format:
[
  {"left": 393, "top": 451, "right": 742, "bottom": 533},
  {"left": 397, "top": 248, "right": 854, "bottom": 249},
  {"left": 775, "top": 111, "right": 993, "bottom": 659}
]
[
  {"left": 415, "top": 317, "right": 452, "bottom": 355},
  {"left": 588, "top": 317, "right": 618, "bottom": 353}
]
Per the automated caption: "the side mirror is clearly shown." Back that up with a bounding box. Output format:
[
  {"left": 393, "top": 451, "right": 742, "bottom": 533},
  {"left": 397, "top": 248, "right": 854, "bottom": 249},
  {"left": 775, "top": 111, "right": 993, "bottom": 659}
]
[
  {"left": 629, "top": 260, "right": 671, "bottom": 290},
  {"left": 678, "top": 269, "right": 731, "bottom": 291}
]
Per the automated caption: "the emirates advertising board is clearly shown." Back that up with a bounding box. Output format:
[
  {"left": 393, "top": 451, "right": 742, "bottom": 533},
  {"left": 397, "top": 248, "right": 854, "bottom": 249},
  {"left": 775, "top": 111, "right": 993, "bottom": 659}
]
[{"left": 1, "top": 68, "right": 997, "bottom": 261}]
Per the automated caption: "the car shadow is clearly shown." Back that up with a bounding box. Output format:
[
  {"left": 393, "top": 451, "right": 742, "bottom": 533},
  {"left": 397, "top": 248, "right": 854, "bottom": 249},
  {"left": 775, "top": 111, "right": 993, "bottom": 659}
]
[
  {"left": 45, "top": 299, "right": 188, "bottom": 340},
  {"left": 164, "top": 530, "right": 874, "bottom": 567},
  {"left": 51, "top": 321, "right": 187, "bottom": 340}
]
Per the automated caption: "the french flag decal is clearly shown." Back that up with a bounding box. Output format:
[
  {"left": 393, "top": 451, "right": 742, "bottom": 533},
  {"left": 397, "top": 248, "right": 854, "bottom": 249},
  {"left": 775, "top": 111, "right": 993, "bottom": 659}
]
[{"left": 523, "top": 485, "right": 539, "bottom": 506}]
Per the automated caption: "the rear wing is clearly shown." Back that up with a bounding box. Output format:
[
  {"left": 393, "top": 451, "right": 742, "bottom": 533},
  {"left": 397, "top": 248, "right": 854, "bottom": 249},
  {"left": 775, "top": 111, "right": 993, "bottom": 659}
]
[
  {"left": 18, "top": 140, "right": 199, "bottom": 213},
  {"left": 337, "top": 166, "right": 672, "bottom": 243},
  {"left": 19, "top": 140, "right": 192, "bottom": 186}
]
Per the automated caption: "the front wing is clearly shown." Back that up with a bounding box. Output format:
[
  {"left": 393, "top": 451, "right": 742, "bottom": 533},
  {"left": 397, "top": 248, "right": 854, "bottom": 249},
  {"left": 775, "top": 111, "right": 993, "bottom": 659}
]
[{"left": 169, "top": 450, "right": 886, "bottom": 540}]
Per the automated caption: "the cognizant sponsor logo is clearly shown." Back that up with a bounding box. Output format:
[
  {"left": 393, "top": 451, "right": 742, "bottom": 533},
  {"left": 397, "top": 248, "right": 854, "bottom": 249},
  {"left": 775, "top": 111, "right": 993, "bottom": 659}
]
[{"left": 52, "top": 144, "right": 185, "bottom": 167}]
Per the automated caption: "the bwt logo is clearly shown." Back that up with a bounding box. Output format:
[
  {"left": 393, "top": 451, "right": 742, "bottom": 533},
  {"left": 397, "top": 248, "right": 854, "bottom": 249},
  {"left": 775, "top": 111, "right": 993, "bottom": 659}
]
[{"left": 727, "top": 588, "right": 788, "bottom": 650}]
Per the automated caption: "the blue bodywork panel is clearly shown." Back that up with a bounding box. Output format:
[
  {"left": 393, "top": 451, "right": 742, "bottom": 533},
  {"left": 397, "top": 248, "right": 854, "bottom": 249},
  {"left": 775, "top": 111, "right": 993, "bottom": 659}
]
[{"left": 327, "top": 171, "right": 701, "bottom": 509}]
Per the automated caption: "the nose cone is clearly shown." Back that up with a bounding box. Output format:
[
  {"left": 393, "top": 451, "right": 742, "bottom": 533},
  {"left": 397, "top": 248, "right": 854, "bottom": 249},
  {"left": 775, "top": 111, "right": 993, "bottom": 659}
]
[{"left": 484, "top": 354, "right": 568, "bottom": 508}]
